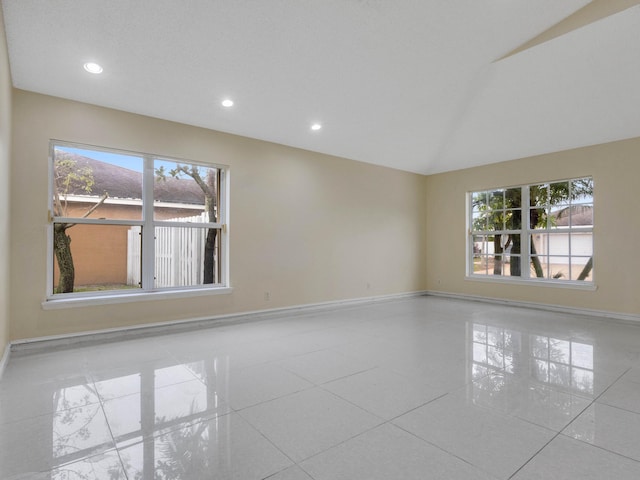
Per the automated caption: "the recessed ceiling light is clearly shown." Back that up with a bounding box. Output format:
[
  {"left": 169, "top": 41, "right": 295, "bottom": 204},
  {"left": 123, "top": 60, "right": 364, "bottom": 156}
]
[
  {"left": 221, "top": 99, "right": 234, "bottom": 107},
  {"left": 83, "top": 62, "right": 103, "bottom": 74},
  {"left": 311, "top": 123, "right": 322, "bottom": 131}
]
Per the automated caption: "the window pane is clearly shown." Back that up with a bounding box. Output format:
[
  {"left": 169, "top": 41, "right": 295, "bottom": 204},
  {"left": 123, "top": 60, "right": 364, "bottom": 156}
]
[
  {"left": 500, "top": 256, "right": 520, "bottom": 277},
  {"left": 548, "top": 257, "right": 570, "bottom": 280},
  {"left": 472, "top": 192, "right": 488, "bottom": 212},
  {"left": 530, "top": 207, "right": 548, "bottom": 229},
  {"left": 572, "top": 257, "right": 593, "bottom": 281},
  {"left": 549, "top": 181, "right": 570, "bottom": 205},
  {"left": 473, "top": 235, "right": 489, "bottom": 255},
  {"left": 571, "top": 178, "right": 594, "bottom": 204},
  {"left": 154, "top": 160, "right": 219, "bottom": 222},
  {"left": 486, "top": 211, "right": 502, "bottom": 231},
  {"left": 504, "top": 209, "right": 522, "bottom": 230},
  {"left": 476, "top": 232, "right": 521, "bottom": 277},
  {"left": 571, "top": 204, "right": 593, "bottom": 226},
  {"left": 154, "top": 226, "right": 221, "bottom": 288},
  {"left": 549, "top": 205, "right": 570, "bottom": 229},
  {"left": 530, "top": 184, "right": 549, "bottom": 207},
  {"left": 505, "top": 188, "right": 521, "bottom": 208},
  {"left": 473, "top": 255, "right": 489, "bottom": 275},
  {"left": 530, "top": 255, "right": 547, "bottom": 279},
  {"left": 53, "top": 146, "right": 143, "bottom": 220},
  {"left": 53, "top": 223, "right": 141, "bottom": 294},
  {"left": 505, "top": 234, "right": 521, "bottom": 255},
  {"left": 489, "top": 189, "right": 504, "bottom": 209},
  {"left": 530, "top": 234, "right": 546, "bottom": 255},
  {"left": 547, "top": 234, "right": 569, "bottom": 256},
  {"left": 572, "top": 232, "right": 593, "bottom": 256},
  {"left": 533, "top": 256, "right": 549, "bottom": 279},
  {"left": 472, "top": 212, "right": 486, "bottom": 231}
]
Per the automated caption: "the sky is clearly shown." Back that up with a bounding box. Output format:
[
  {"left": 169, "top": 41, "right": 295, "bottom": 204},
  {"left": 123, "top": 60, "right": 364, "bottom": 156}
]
[
  {"left": 55, "top": 146, "right": 210, "bottom": 177},
  {"left": 58, "top": 146, "right": 144, "bottom": 171}
]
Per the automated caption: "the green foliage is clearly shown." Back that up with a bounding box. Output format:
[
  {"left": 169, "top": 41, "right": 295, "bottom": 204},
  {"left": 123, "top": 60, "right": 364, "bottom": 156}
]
[
  {"left": 155, "top": 163, "right": 203, "bottom": 182},
  {"left": 54, "top": 156, "right": 95, "bottom": 212},
  {"left": 472, "top": 178, "right": 594, "bottom": 280},
  {"left": 473, "top": 178, "right": 593, "bottom": 232}
]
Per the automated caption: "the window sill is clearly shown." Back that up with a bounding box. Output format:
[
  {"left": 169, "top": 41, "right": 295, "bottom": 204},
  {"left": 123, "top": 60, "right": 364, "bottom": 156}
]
[
  {"left": 465, "top": 275, "right": 597, "bottom": 291},
  {"left": 42, "top": 287, "right": 233, "bottom": 310}
]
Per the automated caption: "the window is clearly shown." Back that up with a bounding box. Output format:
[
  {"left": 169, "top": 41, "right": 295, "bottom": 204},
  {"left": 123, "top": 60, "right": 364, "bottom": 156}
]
[
  {"left": 48, "top": 142, "right": 228, "bottom": 298},
  {"left": 469, "top": 177, "right": 593, "bottom": 284}
]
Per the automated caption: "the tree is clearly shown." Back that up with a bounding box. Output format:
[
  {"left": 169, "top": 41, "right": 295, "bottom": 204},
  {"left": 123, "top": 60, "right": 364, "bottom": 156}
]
[
  {"left": 472, "top": 178, "right": 593, "bottom": 280},
  {"left": 53, "top": 155, "right": 108, "bottom": 293},
  {"left": 156, "top": 164, "right": 219, "bottom": 284}
]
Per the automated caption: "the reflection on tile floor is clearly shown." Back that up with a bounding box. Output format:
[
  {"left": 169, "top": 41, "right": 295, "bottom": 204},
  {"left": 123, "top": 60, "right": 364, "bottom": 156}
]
[{"left": 2, "top": 296, "right": 640, "bottom": 479}]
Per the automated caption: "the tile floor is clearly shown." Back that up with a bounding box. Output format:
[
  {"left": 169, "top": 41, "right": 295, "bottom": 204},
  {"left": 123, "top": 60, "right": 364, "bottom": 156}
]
[{"left": 2, "top": 296, "right": 640, "bottom": 479}]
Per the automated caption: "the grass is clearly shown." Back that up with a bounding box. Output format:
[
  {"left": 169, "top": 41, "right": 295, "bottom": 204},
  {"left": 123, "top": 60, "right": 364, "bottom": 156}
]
[{"left": 72, "top": 283, "right": 139, "bottom": 293}]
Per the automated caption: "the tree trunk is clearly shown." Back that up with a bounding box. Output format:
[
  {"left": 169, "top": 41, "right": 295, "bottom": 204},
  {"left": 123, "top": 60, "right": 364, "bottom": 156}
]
[
  {"left": 510, "top": 234, "right": 521, "bottom": 276},
  {"left": 203, "top": 169, "right": 218, "bottom": 284},
  {"left": 577, "top": 257, "right": 593, "bottom": 281},
  {"left": 527, "top": 201, "right": 545, "bottom": 278},
  {"left": 510, "top": 210, "right": 522, "bottom": 276},
  {"left": 203, "top": 228, "right": 217, "bottom": 284},
  {"left": 493, "top": 235, "right": 503, "bottom": 275},
  {"left": 530, "top": 237, "right": 544, "bottom": 278},
  {"left": 54, "top": 224, "right": 75, "bottom": 293}
]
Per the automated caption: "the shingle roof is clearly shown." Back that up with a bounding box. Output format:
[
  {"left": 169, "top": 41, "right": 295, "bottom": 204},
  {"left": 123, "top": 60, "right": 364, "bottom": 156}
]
[
  {"left": 55, "top": 151, "right": 206, "bottom": 204},
  {"left": 553, "top": 205, "right": 593, "bottom": 227}
]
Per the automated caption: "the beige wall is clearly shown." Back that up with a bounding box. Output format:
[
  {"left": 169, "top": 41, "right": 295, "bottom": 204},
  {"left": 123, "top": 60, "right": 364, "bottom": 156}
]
[
  {"left": 8, "top": 79, "right": 640, "bottom": 344},
  {"left": 0, "top": 8, "right": 11, "bottom": 359},
  {"left": 10, "top": 90, "right": 427, "bottom": 340},
  {"left": 425, "top": 138, "right": 640, "bottom": 316}
]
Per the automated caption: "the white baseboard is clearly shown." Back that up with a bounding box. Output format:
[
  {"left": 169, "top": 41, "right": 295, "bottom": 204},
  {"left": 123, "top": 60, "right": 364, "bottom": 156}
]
[
  {"left": 9, "top": 290, "right": 428, "bottom": 356},
  {"left": 0, "top": 343, "right": 10, "bottom": 379},
  {"left": 6, "top": 289, "right": 637, "bottom": 376},
  {"left": 425, "top": 290, "right": 640, "bottom": 324}
]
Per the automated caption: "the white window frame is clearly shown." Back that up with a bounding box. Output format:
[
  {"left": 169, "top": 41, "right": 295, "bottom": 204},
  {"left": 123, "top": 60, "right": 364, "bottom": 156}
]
[
  {"left": 466, "top": 177, "right": 594, "bottom": 289},
  {"left": 45, "top": 141, "right": 231, "bottom": 306}
]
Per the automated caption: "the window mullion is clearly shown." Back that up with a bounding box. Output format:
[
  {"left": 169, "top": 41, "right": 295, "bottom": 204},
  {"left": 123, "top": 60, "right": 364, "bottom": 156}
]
[
  {"left": 153, "top": 221, "right": 222, "bottom": 229},
  {"left": 141, "top": 156, "right": 155, "bottom": 290},
  {"left": 522, "top": 185, "right": 530, "bottom": 279},
  {"left": 467, "top": 192, "right": 472, "bottom": 279},
  {"left": 220, "top": 169, "right": 228, "bottom": 285}
]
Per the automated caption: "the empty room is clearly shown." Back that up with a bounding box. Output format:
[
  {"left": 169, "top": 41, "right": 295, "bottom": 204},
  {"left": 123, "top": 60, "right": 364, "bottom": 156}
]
[{"left": 1, "top": 1, "right": 640, "bottom": 479}]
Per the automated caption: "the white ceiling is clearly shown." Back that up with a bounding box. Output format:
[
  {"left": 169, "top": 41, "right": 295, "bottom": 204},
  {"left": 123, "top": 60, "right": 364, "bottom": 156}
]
[{"left": 2, "top": 0, "right": 639, "bottom": 174}]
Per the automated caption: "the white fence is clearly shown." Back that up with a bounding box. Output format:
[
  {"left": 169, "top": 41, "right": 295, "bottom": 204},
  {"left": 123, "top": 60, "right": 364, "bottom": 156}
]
[
  {"left": 127, "top": 213, "right": 212, "bottom": 287},
  {"left": 127, "top": 228, "right": 142, "bottom": 286}
]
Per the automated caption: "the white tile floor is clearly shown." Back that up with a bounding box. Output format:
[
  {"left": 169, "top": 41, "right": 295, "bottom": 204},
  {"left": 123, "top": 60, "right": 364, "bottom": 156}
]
[{"left": 2, "top": 296, "right": 640, "bottom": 479}]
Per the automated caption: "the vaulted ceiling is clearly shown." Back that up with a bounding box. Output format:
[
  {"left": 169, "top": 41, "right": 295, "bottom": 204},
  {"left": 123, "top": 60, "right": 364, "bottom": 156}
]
[{"left": 2, "top": 0, "right": 639, "bottom": 174}]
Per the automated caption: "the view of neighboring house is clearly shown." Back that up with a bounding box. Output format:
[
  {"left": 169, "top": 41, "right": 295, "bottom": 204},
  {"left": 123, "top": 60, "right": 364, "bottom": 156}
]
[
  {"left": 53, "top": 150, "right": 216, "bottom": 291},
  {"left": 473, "top": 204, "right": 593, "bottom": 281}
]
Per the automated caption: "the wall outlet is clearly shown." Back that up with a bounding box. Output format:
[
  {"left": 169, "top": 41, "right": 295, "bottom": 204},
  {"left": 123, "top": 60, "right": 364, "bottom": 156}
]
[{"left": 264, "top": 291, "right": 270, "bottom": 301}]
